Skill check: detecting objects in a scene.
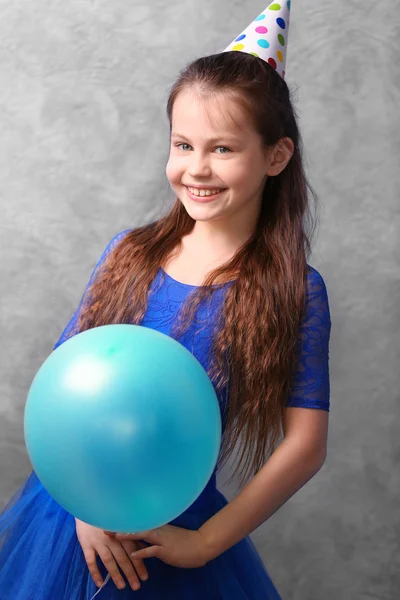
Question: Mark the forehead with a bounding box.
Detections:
[171,88,252,138]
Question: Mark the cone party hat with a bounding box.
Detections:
[222,1,291,79]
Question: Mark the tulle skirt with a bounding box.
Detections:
[0,471,281,599]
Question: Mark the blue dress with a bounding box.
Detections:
[0,230,331,599]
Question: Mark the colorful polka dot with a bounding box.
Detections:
[226,2,290,79]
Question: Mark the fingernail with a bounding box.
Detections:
[96,580,103,587]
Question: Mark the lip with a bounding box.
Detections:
[185,186,225,203]
[184,184,224,189]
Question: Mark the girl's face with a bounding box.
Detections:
[166,89,272,233]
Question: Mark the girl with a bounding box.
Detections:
[0,2,331,598]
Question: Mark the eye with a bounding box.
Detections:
[175,143,192,151]
[174,143,232,154]
[215,147,231,154]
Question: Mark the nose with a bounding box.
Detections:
[188,151,212,178]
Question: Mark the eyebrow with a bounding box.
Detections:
[171,132,239,143]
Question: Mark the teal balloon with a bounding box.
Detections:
[24,325,221,532]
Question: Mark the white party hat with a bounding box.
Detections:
[222,1,291,79]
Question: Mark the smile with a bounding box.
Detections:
[187,186,224,197]
[185,187,225,202]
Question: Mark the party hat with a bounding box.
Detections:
[222,1,291,79]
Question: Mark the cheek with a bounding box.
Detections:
[224,167,249,189]
[229,162,263,190]
[165,158,173,182]
[165,158,181,186]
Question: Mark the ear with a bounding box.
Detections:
[265,137,294,177]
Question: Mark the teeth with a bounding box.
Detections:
[188,187,223,197]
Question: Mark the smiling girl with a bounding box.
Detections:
[0,2,331,599]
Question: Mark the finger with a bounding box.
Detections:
[116,529,160,544]
[82,549,105,588]
[121,541,149,582]
[97,547,126,590]
[109,543,143,591]
[130,546,161,561]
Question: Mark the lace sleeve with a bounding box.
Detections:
[52,229,132,351]
[285,266,332,411]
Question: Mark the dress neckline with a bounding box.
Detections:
[159,267,235,289]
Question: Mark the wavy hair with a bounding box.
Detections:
[73,52,318,487]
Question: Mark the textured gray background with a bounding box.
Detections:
[0,1,399,598]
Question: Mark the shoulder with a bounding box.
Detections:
[100,228,133,256]
[106,228,133,250]
[304,264,331,325]
[306,264,328,287]
[93,229,133,271]
[306,264,329,301]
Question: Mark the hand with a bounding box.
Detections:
[104,524,211,569]
[75,518,149,591]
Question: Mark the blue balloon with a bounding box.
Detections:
[24,324,221,532]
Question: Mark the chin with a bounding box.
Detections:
[180,203,217,221]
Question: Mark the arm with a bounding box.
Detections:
[112,409,328,569]
[200,408,328,560]
[52,229,131,350]
[199,267,332,560]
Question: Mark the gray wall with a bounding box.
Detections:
[1,1,399,598]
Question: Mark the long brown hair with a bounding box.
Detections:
[74,52,318,487]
